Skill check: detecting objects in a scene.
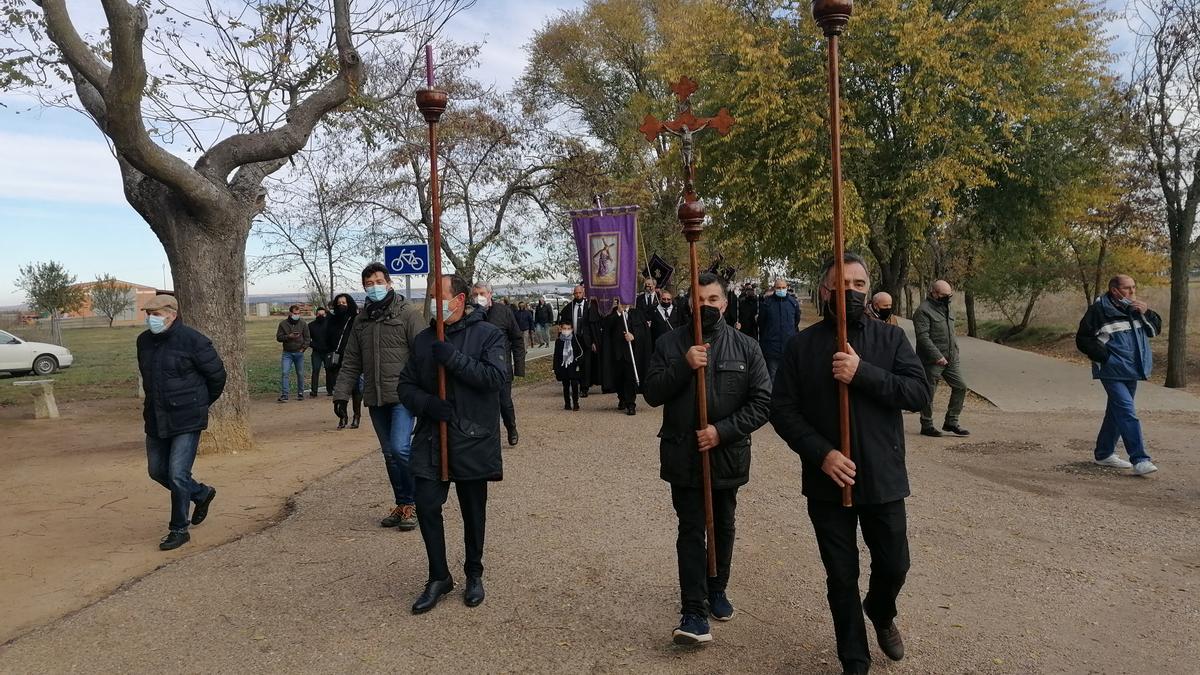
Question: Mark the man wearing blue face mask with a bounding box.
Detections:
[333,262,428,532]
[276,304,311,402]
[1076,274,1162,476]
[136,294,227,551]
[758,277,801,383]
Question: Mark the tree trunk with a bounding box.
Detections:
[158,213,254,454]
[1165,245,1190,388]
[50,313,62,346]
[965,290,978,338]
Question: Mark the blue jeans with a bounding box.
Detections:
[146,432,209,532]
[1096,379,1150,464]
[368,403,415,506]
[280,351,305,396]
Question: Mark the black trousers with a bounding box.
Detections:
[561,379,580,406]
[310,350,329,393]
[671,485,738,616]
[807,498,910,672]
[500,377,516,431]
[414,477,488,580]
[616,360,638,409]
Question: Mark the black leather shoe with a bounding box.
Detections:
[572,401,580,411]
[580,389,589,398]
[412,577,454,614]
[626,405,636,416]
[159,531,190,551]
[920,426,942,437]
[190,487,216,526]
[875,621,905,661]
[942,424,970,436]
[564,403,572,410]
[507,428,519,446]
[350,415,360,429]
[464,576,485,607]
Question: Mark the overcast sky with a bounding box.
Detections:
[0,0,1134,306]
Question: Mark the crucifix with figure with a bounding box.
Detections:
[640,76,735,577]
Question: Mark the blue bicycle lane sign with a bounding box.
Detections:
[384,244,429,275]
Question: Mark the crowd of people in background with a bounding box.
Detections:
[131,259,1162,675]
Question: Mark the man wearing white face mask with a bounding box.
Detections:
[472,281,526,446]
[333,262,427,532]
[136,294,226,551]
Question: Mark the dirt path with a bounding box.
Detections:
[2,381,1197,673]
[0,396,378,643]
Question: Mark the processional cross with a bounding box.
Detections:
[640,77,734,577]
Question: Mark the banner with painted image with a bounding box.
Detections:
[570,206,639,304]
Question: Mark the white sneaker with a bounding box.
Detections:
[1132,461,1158,476]
[1094,454,1133,469]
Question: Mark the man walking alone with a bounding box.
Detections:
[1076,274,1162,475]
[137,294,226,551]
[913,281,969,437]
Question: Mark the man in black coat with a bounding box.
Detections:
[308,307,332,396]
[136,294,227,551]
[649,287,688,343]
[601,297,651,415]
[636,276,660,320]
[737,283,759,339]
[398,274,509,614]
[770,254,930,675]
[473,281,526,446]
[645,273,772,646]
[558,285,598,397]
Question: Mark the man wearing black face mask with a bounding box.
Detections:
[913,280,969,437]
[644,272,772,645]
[650,288,688,343]
[867,292,898,326]
[770,253,930,675]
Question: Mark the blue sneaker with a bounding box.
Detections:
[672,613,712,645]
[708,591,734,621]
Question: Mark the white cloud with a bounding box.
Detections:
[0,131,127,206]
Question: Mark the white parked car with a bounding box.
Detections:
[0,329,74,376]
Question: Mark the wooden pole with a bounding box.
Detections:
[813,0,854,507]
[687,233,718,577]
[416,46,450,482]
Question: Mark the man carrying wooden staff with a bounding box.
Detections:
[398,273,509,614]
[770,253,929,674]
[645,272,771,645]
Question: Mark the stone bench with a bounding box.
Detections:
[13,379,59,419]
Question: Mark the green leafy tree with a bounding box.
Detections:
[90,274,134,327]
[14,261,84,345]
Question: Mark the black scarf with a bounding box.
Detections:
[365,290,395,321]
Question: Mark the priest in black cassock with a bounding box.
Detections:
[601,297,652,415]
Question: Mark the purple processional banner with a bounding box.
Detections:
[570,206,640,305]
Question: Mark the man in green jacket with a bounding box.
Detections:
[912,280,969,437]
[332,262,428,530]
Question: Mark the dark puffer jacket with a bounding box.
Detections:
[332,291,426,407]
[398,307,509,481]
[644,318,773,490]
[137,320,227,438]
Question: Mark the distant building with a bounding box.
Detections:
[68,280,169,323]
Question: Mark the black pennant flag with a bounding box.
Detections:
[644,253,674,290]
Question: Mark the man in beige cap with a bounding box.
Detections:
[136,294,227,551]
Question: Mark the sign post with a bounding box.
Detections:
[384,243,430,302]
